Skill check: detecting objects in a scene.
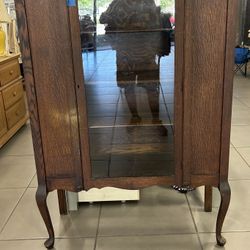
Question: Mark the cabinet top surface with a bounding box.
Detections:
[0,54,20,64]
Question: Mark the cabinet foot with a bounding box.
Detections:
[44,237,55,249]
[216,235,226,247]
[36,186,55,249]
[216,181,231,247]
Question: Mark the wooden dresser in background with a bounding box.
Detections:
[0,54,29,148]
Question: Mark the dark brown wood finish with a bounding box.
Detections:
[215,0,238,246]
[15,1,54,248]
[216,181,231,246]
[36,186,55,249]
[24,0,83,192]
[174,0,185,187]
[68,6,89,179]
[15,0,47,195]
[67,2,92,190]
[183,0,227,184]
[57,190,68,215]
[204,185,212,212]
[220,0,238,182]
[14,0,237,248]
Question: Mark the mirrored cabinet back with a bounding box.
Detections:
[14,0,237,248]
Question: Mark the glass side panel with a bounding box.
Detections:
[78,0,175,178]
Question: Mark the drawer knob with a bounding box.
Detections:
[15,111,19,116]
[9,70,14,75]
[13,91,17,97]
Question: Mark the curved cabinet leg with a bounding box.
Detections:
[36,186,55,249]
[216,181,231,247]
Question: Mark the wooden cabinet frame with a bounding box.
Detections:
[15,0,238,248]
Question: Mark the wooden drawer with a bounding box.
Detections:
[0,59,21,86]
[6,98,26,129]
[2,81,24,109]
[0,93,7,137]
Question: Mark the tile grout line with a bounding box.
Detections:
[0,172,37,191]
[0,232,210,242]
[233,96,250,109]
[232,145,250,149]
[228,178,250,181]
[2,230,250,242]
[93,204,102,250]
[0,175,35,236]
[225,144,250,181]
[231,124,250,127]
[185,193,204,250]
[234,147,250,169]
[0,232,203,241]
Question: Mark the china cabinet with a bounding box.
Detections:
[15,0,237,248]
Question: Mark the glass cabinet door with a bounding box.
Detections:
[78,0,176,179]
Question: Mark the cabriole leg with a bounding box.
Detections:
[216,181,231,246]
[36,186,55,249]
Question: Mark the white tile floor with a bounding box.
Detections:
[0,75,250,249]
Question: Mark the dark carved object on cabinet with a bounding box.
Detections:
[14,0,237,249]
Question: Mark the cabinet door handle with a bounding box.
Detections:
[9,70,14,75]
[13,91,17,97]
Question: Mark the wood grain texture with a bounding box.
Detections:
[204,185,212,212]
[183,0,228,183]
[15,0,236,190]
[23,0,83,191]
[57,190,68,215]
[173,0,185,186]
[190,175,218,187]
[220,0,239,181]
[84,176,175,190]
[14,0,237,247]
[67,5,90,190]
[15,0,47,188]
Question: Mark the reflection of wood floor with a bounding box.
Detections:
[83,50,175,178]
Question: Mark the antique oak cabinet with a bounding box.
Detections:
[15,0,237,248]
